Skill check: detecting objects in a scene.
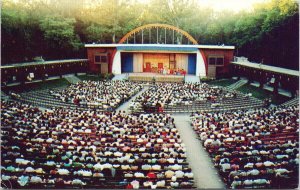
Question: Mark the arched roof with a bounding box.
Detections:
[118,23,198,45]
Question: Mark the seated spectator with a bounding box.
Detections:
[133,82,235,112]
[191,105,299,189]
[1,101,194,189]
[50,80,142,110]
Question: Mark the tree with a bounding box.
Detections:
[1,0,298,69]
[85,24,107,43]
[39,15,82,58]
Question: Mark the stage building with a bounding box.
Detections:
[85,44,234,78]
[85,24,235,79]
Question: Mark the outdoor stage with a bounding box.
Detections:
[127,72,184,82]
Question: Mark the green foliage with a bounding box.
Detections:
[237,84,271,100]
[85,24,107,43]
[39,15,82,51]
[2,78,70,93]
[237,84,291,105]
[200,77,213,82]
[103,73,114,80]
[77,73,114,81]
[77,75,103,81]
[1,0,299,69]
[206,79,237,87]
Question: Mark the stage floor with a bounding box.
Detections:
[128,72,185,78]
[113,73,200,83]
[126,72,185,82]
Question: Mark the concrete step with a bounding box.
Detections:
[112,74,128,81]
[263,84,274,92]
[250,81,260,88]
[278,88,292,97]
[227,79,248,90]
[64,75,81,84]
[185,75,200,83]
[281,97,299,107]
[1,91,10,100]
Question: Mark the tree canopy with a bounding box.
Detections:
[1,0,299,70]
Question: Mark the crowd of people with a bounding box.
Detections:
[50,80,142,110]
[1,100,194,189]
[2,77,299,189]
[132,82,236,112]
[190,106,299,189]
[157,68,186,75]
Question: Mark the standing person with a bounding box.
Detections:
[158,104,164,113]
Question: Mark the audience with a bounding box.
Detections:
[132,82,236,111]
[1,100,194,189]
[190,106,299,189]
[50,80,142,110]
[2,79,298,189]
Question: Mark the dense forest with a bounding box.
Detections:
[1,0,299,69]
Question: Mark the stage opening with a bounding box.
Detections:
[121,52,196,75]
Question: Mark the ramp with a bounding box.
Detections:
[1,91,10,101]
[64,75,81,84]
[112,74,128,81]
[227,79,248,91]
[278,88,292,97]
[185,75,200,83]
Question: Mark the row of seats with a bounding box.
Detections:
[17,89,92,111]
[163,94,262,113]
[1,100,195,189]
[13,80,263,115]
[130,83,263,114]
[50,80,142,110]
[190,106,299,189]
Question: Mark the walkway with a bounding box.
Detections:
[227,79,248,91]
[173,113,225,189]
[112,73,128,81]
[116,86,149,112]
[185,75,200,83]
[1,90,10,101]
[64,75,81,84]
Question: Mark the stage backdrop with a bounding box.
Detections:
[143,53,170,71]
[175,54,188,72]
[133,53,143,72]
[121,52,196,74]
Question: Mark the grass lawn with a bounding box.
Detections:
[77,74,114,81]
[205,79,236,87]
[2,78,70,93]
[237,84,291,105]
[77,75,104,81]
[36,78,70,90]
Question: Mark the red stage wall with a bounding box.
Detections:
[200,49,234,75]
[87,47,116,73]
[86,47,234,76]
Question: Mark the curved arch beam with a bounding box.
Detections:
[118,23,198,45]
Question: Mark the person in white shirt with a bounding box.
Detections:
[175,170,185,178]
[134,172,145,178]
[131,180,140,189]
[30,176,43,183]
[184,169,194,178]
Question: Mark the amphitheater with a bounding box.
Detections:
[1,20,299,189]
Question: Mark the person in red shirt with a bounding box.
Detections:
[126,183,133,189]
[147,171,157,179]
[158,106,164,113]
[161,130,167,137]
